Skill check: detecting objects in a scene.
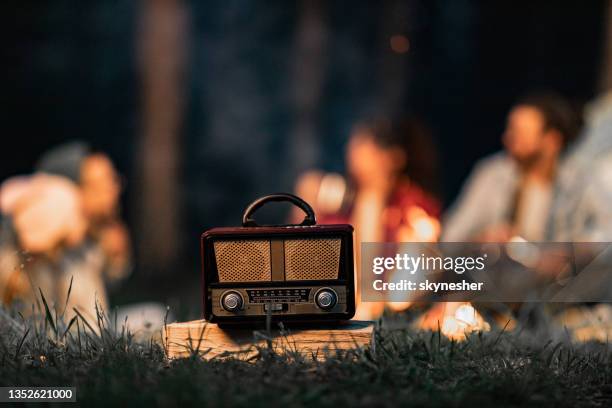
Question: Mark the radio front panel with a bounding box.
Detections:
[201,224,355,324]
[210,285,348,318]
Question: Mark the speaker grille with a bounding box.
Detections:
[284,238,341,280]
[213,240,271,282]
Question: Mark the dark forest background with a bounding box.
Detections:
[2,0,609,314]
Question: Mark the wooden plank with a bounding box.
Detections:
[164,320,374,360]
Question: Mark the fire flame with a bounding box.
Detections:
[417,302,491,340]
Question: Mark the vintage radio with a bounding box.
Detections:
[201,193,355,324]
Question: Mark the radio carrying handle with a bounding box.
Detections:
[242,193,317,227]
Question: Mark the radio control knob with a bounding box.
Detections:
[315,288,337,310]
[221,291,244,312]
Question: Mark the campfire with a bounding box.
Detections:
[417,302,491,340]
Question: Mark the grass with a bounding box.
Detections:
[1,299,612,407]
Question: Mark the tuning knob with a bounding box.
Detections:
[221,291,244,312]
[315,288,337,310]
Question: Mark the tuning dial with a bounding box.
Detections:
[221,291,244,312]
[315,288,337,310]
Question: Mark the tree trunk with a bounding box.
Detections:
[288,0,328,180]
[135,0,188,275]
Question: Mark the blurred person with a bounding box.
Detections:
[536,91,612,311]
[343,118,441,243]
[0,142,131,322]
[538,91,612,341]
[294,117,442,319]
[37,142,131,279]
[442,92,580,243]
[438,93,580,335]
[0,175,88,307]
[295,118,441,240]
[549,91,612,241]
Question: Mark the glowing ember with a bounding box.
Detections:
[418,302,490,341]
[390,34,410,54]
[396,206,440,242]
[442,303,490,340]
[386,301,412,312]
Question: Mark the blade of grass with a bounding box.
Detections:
[13,327,30,359]
[491,319,512,348]
[38,288,57,336]
[61,275,74,319]
[72,307,97,335]
[62,315,78,340]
